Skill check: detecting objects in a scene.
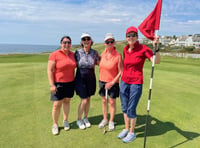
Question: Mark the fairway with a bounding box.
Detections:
[0,54,199,148]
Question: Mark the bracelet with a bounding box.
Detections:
[50,85,55,87]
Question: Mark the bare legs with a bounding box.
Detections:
[52,101,62,125]
[62,98,71,121]
[101,97,116,122]
[78,97,90,120]
[123,113,137,133]
[52,98,71,126]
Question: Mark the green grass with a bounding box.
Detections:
[0,51,200,148]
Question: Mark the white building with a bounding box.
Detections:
[175,34,200,48]
[160,36,172,46]
[175,35,188,47]
[139,34,200,49]
[192,34,200,49]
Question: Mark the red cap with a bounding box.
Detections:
[126,26,138,34]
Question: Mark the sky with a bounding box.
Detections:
[0,0,200,45]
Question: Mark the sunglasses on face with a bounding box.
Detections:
[62,41,71,44]
[126,34,137,38]
[105,40,114,44]
[82,37,91,41]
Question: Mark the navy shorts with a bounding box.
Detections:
[75,70,96,99]
[120,80,142,118]
[50,81,75,101]
[99,81,119,99]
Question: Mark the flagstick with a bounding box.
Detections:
[143,31,159,148]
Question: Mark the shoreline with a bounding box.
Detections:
[0,52,51,56]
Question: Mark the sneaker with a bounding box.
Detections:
[76,120,86,130]
[108,121,114,131]
[98,119,108,128]
[118,129,129,139]
[63,121,70,131]
[122,132,136,143]
[83,117,91,128]
[52,125,59,135]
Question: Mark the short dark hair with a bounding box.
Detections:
[60,36,71,44]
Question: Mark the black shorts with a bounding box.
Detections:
[99,81,119,99]
[50,81,75,101]
[75,70,96,99]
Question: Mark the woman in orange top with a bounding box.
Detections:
[98,33,123,131]
[47,36,76,135]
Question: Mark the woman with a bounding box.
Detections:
[118,26,160,143]
[47,36,76,135]
[75,33,100,130]
[98,33,123,131]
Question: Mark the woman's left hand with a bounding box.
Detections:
[153,36,159,48]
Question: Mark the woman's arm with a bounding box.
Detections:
[150,36,160,64]
[47,60,57,94]
[105,55,123,89]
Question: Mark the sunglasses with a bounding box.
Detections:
[82,37,91,41]
[105,40,114,44]
[126,34,137,38]
[62,41,71,44]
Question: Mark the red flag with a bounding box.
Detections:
[138,0,162,40]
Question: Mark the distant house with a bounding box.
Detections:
[140,34,200,49]
[160,36,173,46]
[175,35,188,47]
[138,38,151,44]
[168,39,176,46]
[175,34,200,48]
[192,34,200,49]
[185,35,193,46]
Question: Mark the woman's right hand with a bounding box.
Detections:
[50,85,57,94]
[105,82,114,90]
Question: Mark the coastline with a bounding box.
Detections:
[0,52,51,56]
[0,43,59,55]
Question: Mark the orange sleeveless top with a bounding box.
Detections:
[99,47,122,83]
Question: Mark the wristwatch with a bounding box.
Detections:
[156,48,160,52]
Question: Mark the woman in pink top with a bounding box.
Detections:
[98,33,123,131]
[47,36,76,135]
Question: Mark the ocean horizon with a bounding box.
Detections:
[0,43,60,54]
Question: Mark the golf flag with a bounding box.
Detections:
[138,0,162,40]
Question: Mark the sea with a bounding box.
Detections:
[0,43,60,54]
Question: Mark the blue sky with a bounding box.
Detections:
[0,0,200,45]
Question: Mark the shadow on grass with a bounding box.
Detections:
[136,115,199,147]
[69,113,199,147]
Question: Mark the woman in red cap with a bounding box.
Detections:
[118,26,160,143]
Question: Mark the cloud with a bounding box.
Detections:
[0,0,200,44]
[186,20,200,24]
[0,0,151,24]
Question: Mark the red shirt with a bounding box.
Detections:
[49,50,76,83]
[99,47,122,82]
[121,41,153,84]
